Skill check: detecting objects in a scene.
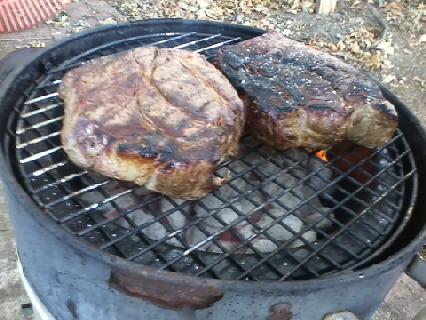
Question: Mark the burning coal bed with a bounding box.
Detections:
[78,143,334,255]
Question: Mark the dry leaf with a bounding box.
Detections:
[413,77,426,89]
[351,43,360,54]
[368,52,382,70]
[46,11,69,27]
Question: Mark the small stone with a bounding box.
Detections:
[324,311,359,320]
[305,211,334,229]
[282,29,291,37]
[270,217,302,241]
[197,8,207,18]
[252,239,277,252]
[382,74,396,84]
[290,231,317,248]
[51,32,64,40]
[197,0,211,9]
[28,40,46,48]
[100,17,118,25]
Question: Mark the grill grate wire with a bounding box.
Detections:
[9,31,418,281]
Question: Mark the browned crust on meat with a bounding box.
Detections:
[244,94,349,150]
[217,32,398,151]
[60,47,244,199]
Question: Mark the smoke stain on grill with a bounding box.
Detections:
[66,299,79,319]
[267,303,293,320]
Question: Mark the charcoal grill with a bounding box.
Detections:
[0,19,425,320]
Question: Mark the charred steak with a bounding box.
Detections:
[217,33,398,151]
[60,47,245,200]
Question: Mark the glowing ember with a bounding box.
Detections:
[98,149,334,253]
[315,150,328,162]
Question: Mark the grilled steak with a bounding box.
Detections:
[60,47,245,200]
[217,33,398,151]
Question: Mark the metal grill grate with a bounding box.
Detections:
[10,31,418,281]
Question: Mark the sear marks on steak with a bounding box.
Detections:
[59,47,245,200]
[216,32,398,151]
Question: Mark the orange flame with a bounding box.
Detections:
[315,150,328,162]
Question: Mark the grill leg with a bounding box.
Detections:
[17,252,56,320]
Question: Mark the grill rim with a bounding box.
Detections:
[0,19,425,290]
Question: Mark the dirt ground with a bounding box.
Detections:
[0,0,424,319]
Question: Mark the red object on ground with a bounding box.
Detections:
[0,0,69,33]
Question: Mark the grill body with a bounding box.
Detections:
[5,193,412,320]
[0,19,425,320]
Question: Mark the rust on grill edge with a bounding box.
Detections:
[109,266,224,310]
